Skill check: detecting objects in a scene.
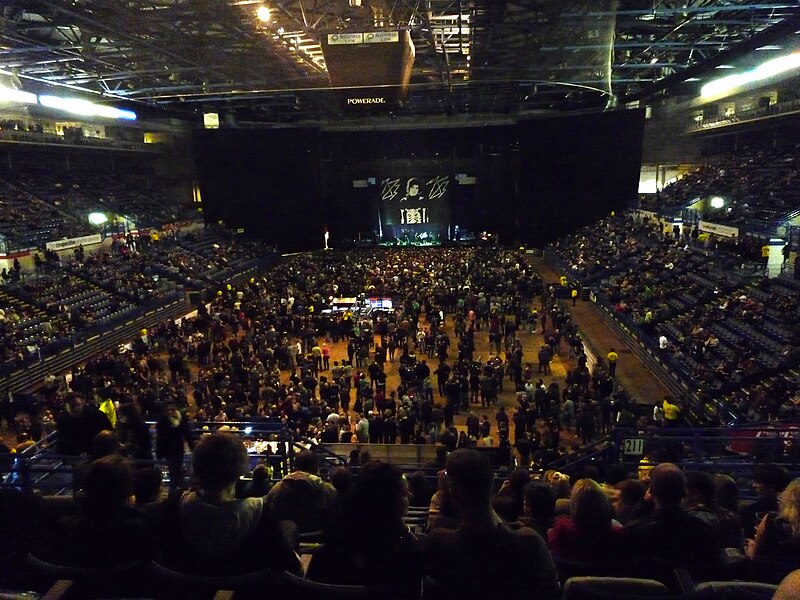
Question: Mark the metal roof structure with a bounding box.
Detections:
[2,0,799,122]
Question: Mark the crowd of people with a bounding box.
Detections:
[641,145,800,225]
[0,227,270,375]
[5,427,800,598]
[0,164,195,250]
[550,212,800,422]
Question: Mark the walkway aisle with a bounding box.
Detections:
[530,256,670,407]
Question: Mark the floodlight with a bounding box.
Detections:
[88,212,108,225]
[702,52,800,98]
[39,95,137,120]
[256,5,271,22]
[710,197,725,209]
[0,86,37,104]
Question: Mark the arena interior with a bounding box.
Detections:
[1,1,800,599]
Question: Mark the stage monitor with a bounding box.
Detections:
[368,297,393,310]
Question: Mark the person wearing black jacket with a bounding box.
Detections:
[155,404,194,489]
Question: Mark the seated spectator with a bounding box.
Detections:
[548,478,622,564]
[307,462,422,598]
[611,479,649,526]
[623,463,721,578]
[741,464,791,538]
[328,465,352,497]
[427,468,459,531]
[492,467,530,522]
[71,429,122,494]
[133,466,164,506]
[158,432,300,576]
[424,448,559,600]
[264,449,338,535]
[53,455,154,567]
[407,469,435,508]
[746,477,800,582]
[685,471,742,550]
[519,480,557,538]
[242,463,272,498]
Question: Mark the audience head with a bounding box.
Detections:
[191,432,248,493]
[445,448,495,511]
[80,455,133,512]
[570,478,612,531]
[779,478,800,537]
[293,449,320,475]
[612,479,648,525]
[713,473,739,512]
[251,463,270,483]
[507,468,531,497]
[647,463,686,509]
[753,464,791,498]
[406,470,434,507]
[133,466,163,505]
[544,470,570,499]
[523,481,557,522]
[685,471,716,509]
[329,465,352,496]
[346,461,408,527]
[91,430,120,459]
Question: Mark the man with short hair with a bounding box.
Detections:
[623,463,720,577]
[265,449,339,534]
[424,449,559,600]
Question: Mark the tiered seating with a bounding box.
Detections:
[0,179,85,248]
[652,146,800,225]
[0,288,73,371]
[69,247,178,304]
[0,161,194,251]
[18,274,137,329]
[549,214,800,422]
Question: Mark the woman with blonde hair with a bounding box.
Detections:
[745,477,800,582]
[548,478,622,563]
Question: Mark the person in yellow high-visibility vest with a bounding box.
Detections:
[571,288,578,306]
[607,348,619,377]
[662,395,681,427]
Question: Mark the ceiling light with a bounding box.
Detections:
[756,45,782,51]
[702,51,800,98]
[715,65,735,69]
[256,5,271,22]
[39,95,136,120]
[650,57,659,64]
[0,86,37,104]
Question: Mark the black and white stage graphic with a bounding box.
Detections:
[379,175,451,242]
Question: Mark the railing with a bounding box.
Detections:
[612,425,800,493]
[687,97,800,132]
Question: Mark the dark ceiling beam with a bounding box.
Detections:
[574,4,799,17]
[621,13,800,102]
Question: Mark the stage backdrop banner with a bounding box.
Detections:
[379,175,451,240]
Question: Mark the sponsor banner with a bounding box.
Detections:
[699,220,739,238]
[328,33,364,45]
[345,97,388,106]
[364,31,399,43]
[46,233,102,251]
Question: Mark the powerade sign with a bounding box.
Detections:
[346,97,387,105]
[342,94,395,111]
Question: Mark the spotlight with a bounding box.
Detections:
[256,5,271,22]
